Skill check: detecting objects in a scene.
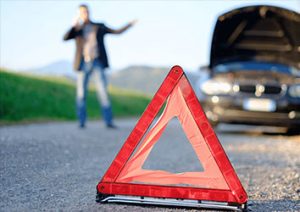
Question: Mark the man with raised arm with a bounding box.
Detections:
[63,4,136,129]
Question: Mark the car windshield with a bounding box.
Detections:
[214,61,300,77]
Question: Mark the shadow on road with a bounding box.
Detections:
[215,124,294,137]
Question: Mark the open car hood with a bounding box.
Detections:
[210,5,300,69]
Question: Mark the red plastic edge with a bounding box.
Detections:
[101,66,184,182]
[179,75,248,204]
[97,66,248,204]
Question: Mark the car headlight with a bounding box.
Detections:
[289,84,300,98]
[200,80,232,95]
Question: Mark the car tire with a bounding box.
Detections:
[286,127,300,135]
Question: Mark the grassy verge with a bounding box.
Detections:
[0,70,151,124]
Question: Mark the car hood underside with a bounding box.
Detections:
[210,5,300,69]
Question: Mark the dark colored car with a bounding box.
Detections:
[196,5,300,134]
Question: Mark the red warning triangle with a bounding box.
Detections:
[97,66,247,205]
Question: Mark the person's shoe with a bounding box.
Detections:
[106,123,118,129]
[79,123,85,129]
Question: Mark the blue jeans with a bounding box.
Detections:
[76,59,113,126]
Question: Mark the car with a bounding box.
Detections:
[196,5,300,134]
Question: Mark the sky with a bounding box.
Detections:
[1,0,300,71]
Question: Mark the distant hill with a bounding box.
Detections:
[29,60,75,78]
[110,66,201,95]
[27,61,201,95]
[110,66,170,95]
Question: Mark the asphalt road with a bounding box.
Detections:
[0,119,299,211]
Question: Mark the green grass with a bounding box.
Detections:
[0,70,151,124]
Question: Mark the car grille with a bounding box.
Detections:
[239,84,282,95]
[264,85,282,94]
[239,85,256,93]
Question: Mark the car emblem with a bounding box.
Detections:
[255,84,265,97]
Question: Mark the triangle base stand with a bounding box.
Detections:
[96,192,247,212]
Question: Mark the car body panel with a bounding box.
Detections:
[197,6,300,131]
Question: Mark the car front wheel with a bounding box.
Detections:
[286,127,300,135]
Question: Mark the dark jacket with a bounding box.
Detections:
[63,22,111,71]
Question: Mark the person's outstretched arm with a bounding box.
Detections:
[106,20,137,34]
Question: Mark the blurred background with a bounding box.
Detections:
[0,0,299,124]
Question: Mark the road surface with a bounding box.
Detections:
[0,119,299,211]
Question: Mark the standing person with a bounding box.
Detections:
[63,4,136,129]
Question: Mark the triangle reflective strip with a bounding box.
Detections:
[97,66,247,204]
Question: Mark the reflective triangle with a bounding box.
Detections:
[97,66,247,204]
